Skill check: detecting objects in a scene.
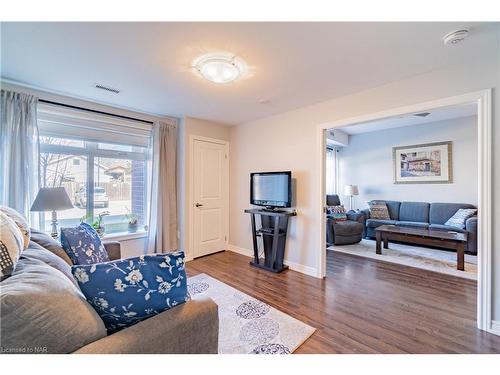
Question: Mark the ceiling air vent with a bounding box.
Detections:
[413,112,431,118]
[94,83,120,94]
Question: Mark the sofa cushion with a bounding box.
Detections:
[396,221,429,229]
[368,200,401,220]
[0,257,106,353]
[22,243,77,287]
[444,208,477,230]
[368,202,391,220]
[429,224,466,233]
[399,202,430,223]
[60,222,109,265]
[0,212,24,281]
[72,252,190,333]
[366,219,397,228]
[429,202,476,225]
[0,206,30,249]
[30,229,73,265]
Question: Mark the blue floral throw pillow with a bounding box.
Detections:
[60,222,109,265]
[71,252,189,332]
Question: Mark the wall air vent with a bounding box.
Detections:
[413,112,431,117]
[94,84,120,94]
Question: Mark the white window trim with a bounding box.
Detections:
[102,230,148,242]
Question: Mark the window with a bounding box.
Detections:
[37,104,153,235]
[326,147,338,195]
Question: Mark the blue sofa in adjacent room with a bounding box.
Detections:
[361,200,478,254]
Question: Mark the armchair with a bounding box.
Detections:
[326,195,366,246]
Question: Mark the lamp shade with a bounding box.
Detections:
[30,187,74,212]
[344,185,359,197]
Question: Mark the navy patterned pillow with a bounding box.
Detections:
[71,252,189,332]
[60,222,109,265]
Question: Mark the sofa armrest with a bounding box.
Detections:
[466,216,478,233]
[103,241,121,261]
[346,211,366,224]
[73,296,218,354]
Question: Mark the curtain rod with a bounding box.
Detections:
[38,99,155,125]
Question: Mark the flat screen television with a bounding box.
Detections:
[250,171,292,209]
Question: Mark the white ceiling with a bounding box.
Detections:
[1,22,498,125]
[338,102,477,135]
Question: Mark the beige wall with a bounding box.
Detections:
[178,117,230,259]
[229,46,500,320]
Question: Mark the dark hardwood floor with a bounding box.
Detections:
[187,250,500,353]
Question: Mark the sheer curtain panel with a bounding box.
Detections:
[0,90,40,222]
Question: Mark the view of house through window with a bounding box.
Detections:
[39,136,149,235]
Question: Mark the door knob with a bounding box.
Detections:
[195,203,203,207]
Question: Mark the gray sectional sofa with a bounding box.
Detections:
[0,229,219,354]
[361,200,478,254]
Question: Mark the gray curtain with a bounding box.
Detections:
[0,90,39,222]
[147,119,178,253]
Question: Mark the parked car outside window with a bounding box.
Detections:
[74,187,109,208]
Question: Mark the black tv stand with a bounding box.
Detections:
[261,207,286,213]
[244,208,297,273]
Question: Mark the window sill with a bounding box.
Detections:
[102,231,148,242]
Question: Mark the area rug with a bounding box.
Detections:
[328,239,477,280]
[187,273,315,354]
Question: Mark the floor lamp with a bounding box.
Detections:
[344,185,359,211]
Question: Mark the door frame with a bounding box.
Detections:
[316,89,493,333]
[188,135,230,260]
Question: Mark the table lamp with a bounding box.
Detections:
[344,185,359,211]
[31,187,74,239]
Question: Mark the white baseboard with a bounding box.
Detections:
[226,244,318,278]
[490,320,500,336]
[226,244,253,257]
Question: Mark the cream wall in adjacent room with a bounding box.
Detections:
[229,50,500,320]
[337,116,478,209]
[178,117,231,259]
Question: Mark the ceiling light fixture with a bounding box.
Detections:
[442,29,469,45]
[192,52,247,84]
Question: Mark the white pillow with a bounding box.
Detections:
[0,212,24,280]
[444,208,477,229]
[0,206,30,249]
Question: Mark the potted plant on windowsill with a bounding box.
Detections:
[125,208,139,233]
[81,211,109,237]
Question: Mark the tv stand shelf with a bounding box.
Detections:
[257,228,286,237]
[244,208,296,273]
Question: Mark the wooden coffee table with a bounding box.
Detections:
[374,225,467,271]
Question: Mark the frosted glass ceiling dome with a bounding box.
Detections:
[193,52,247,84]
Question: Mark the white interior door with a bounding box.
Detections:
[192,138,229,258]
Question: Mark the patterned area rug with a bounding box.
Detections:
[187,273,315,354]
[329,239,477,280]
